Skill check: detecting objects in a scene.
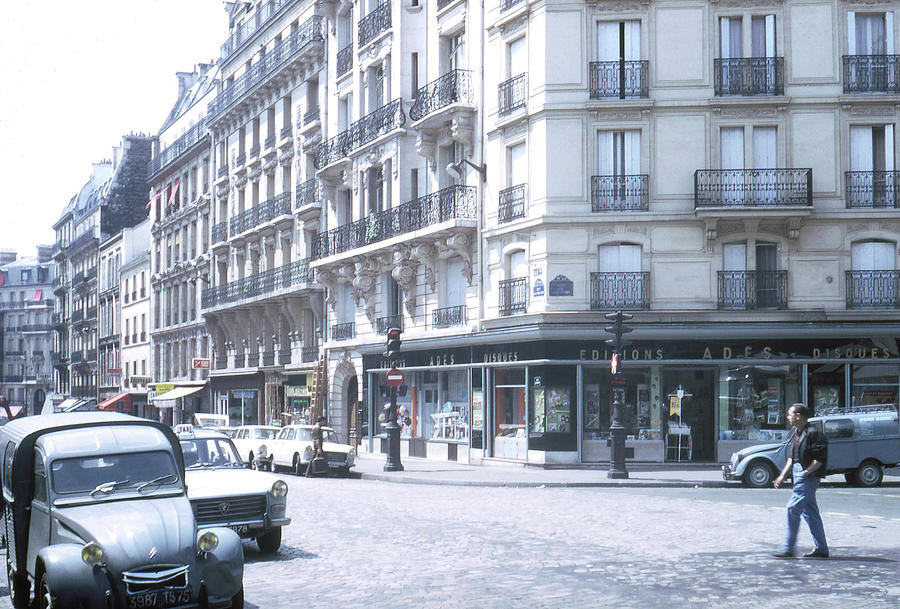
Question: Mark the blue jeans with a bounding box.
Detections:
[782,462,828,554]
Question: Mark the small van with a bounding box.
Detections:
[723,405,900,487]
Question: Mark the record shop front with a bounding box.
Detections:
[362,334,900,464]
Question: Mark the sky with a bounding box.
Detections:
[0,0,228,257]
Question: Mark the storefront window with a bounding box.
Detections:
[583,367,654,440]
[717,365,798,442]
[227,390,258,426]
[472,371,483,450]
[420,370,469,443]
[852,364,899,409]
[809,363,845,414]
[493,368,525,459]
[529,366,575,451]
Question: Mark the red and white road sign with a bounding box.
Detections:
[386,367,404,387]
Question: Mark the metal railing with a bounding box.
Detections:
[311,185,476,259]
[332,322,355,341]
[359,1,391,47]
[500,0,525,11]
[265,135,277,149]
[301,347,318,362]
[432,305,465,329]
[498,73,527,116]
[71,351,84,364]
[72,385,96,398]
[376,315,403,334]
[148,118,208,176]
[846,270,900,308]
[72,310,84,324]
[590,272,650,310]
[20,324,51,333]
[249,145,260,158]
[211,222,228,244]
[4,351,25,358]
[228,192,292,235]
[262,352,275,366]
[694,169,812,207]
[220,0,292,60]
[498,277,527,316]
[68,230,98,253]
[280,126,292,140]
[201,259,310,309]
[247,353,260,368]
[218,165,229,179]
[296,178,319,207]
[589,60,649,99]
[717,270,787,310]
[843,55,900,93]
[315,98,405,168]
[234,353,246,368]
[409,70,474,121]
[714,58,784,96]
[235,153,246,167]
[337,44,353,77]
[498,184,527,223]
[846,170,900,208]
[303,107,320,125]
[591,175,649,211]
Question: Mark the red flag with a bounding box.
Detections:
[167,178,180,206]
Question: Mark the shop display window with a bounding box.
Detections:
[420,370,469,442]
[472,372,484,449]
[717,365,798,441]
[530,366,576,451]
[583,368,654,440]
[852,364,898,409]
[809,363,845,414]
[493,368,525,438]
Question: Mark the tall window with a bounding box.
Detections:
[849,13,891,55]
[597,21,640,62]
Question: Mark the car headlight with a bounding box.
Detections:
[81,541,104,565]
[271,480,288,497]
[198,530,219,553]
[347,448,357,466]
[302,446,313,461]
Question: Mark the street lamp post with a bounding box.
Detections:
[383,328,404,472]
[604,311,633,479]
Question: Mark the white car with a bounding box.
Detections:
[232,425,280,470]
[270,424,357,476]
[178,427,292,553]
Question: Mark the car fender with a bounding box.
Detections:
[197,527,244,602]
[37,544,112,608]
[735,450,784,477]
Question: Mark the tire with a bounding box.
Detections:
[248,453,257,470]
[844,471,858,485]
[7,555,29,609]
[38,572,54,609]
[256,527,282,554]
[294,454,304,477]
[742,461,775,488]
[230,586,244,609]
[265,457,274,472]
[856,460,884,487]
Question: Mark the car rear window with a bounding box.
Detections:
[50,450,179,496]
[252,429,277,440]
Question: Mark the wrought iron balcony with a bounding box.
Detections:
[376,315,403,334]
[590,272,650,310]
[148,118,208,177]
[410,70,474,121]
[262,352,275,366]
[500,0,525,11]
[717,270,787,310]
[235,153,247,167]
[4,351,25,358]
[301,347,318,362]
[72,385,96,398]
[249,145,261,158]
[71,351,84,364]
[265,136,277,149]
[72,310,84,324]
[277,348,291,365]
[218,165,229,179]
[311,185,476,259]
[220,0,292,60]
[2,375,23,383]
[315,98,405,169]
[694,169,812,208]
[247,353,260,368]
[843,55,900,93]
[228,193,293,235]
[337,44,353,77]
[846,270,900,308]
[296,178,319,207]
[201,259,310,309]
[589,60,649,99]
[498,184,527,223]
[86,306,97,320]
[498,73,527,117]
[234,352,246,368]
[280,126,292,140]
[714,58,784,96]
[591,175,649,212]
[211,222,228,244]
[69,230,98,253]
[332,322,355,341]
[432,304,465,329]
[846,170,900,208]
[303,107,320,126]
[21,324,51,333]
[498,278,527,316]
[359,1,391,48]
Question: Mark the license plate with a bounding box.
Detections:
[128,588,192,609]
[230,524,249,535]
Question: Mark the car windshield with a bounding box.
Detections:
[181,438,244,469]
[50,451,179,496]
[252,428,277,440]
[323,430,339,443]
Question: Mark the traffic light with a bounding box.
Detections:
[385,327,402,358]
[604,311,634,354]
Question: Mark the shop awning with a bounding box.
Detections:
[96,392,132,412]
[151,386,204,402]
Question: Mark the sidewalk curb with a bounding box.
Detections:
[357,472,732,488]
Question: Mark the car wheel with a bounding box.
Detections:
[38,572,54,609]
[844,471,858,485]
[338,466,351,477]
[248,453,257,470]
[7,555,29,609]
[265,457,274,472]
[856,460,884,487]
[230,586,244,609]
[294,454,304,477]
[742,461,775,488]
[256,527,282,554]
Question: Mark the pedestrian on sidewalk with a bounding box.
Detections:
[773,402,829,559]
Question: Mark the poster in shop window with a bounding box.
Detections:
[546,387,571,433]
[532,387,546,433]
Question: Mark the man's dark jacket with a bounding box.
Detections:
[795,424,828,477]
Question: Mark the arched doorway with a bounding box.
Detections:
[347,376,360,447]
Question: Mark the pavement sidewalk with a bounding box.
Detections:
[354,452,900,488]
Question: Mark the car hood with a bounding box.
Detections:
[736,443,783,459]
[185,468,273,499]
[323,442,351,453]
[55,497,196,568]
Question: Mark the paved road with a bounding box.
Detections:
[3,474,899,609]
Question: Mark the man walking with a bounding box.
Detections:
[773,403,829,558]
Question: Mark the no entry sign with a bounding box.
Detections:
[386,367,404,387]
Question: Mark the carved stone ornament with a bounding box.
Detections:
[416,131,438,171]
[233,173,247,189]
[216,182,229,199]
[278,147,294,167]
[449,114,474,147]
[352,257,380,325]
[445,231,474,285]
[262,155,279,173]
[247,164,263,181]
[412,242,439,291]
[316,268,338,307]
[391,245,419,317]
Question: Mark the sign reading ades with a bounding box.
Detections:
[548,275,573,296]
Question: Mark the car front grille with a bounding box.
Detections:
[192,494,267,526]
[325,451,347,465]
[122,564,189,593]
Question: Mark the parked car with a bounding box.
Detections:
[269,424,357,476]
[231,425,280,470]
[0,412,244,609]
[723,406,900,488]
[178,427,291,553]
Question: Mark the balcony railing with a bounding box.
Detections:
[591,175,649,212]
[248,353,261,368]
[498,73,527,117]
[72,310,84,324]
[846,270,900,308]
[303,107,320,125]
[846,170,900,208]
[201,259,310,309]
[409,70,474,121]
[358,1,391,47]
[843,55,900,93]
[4,351,25,358]
[498,278,527,316]
[71,351,84,364]
[220,0,292,60]
[315,98,405,168]
[72,385,96,398]
[2,375,23,383]
[500,0,525,11]
[694,169,812,208]
[249,145,261,158]
[228,193,292,235]
[302,347,318,362]
[332,322,355,341]
[376,315,403,334]
[280,126,292,140]
[212,222,228,244]
[590,272,650,310]
[337,44,353,77]
[209,16,325,119]
[432,305,465,329]
[717,270,787,310]
[296,178,319,207]
[311,185,476,259]
[589,60,649,99]
[69,230,98,253]
[262,352,275,366]
[498,184,527,223]
[217,165,229,179]
[21,324,51,333]
[277,348,291,364]
[235,153,246,167]
[714,58,784,96]
[148,118,208,176]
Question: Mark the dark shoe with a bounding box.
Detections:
[772,551,795,558]
[803,550,829,558]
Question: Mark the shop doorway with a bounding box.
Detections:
[347,376,360,446]
[663,368,716,462]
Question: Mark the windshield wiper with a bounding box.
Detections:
[90,480,130,497]
[186,462,216,469]
[136,473,177,492]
